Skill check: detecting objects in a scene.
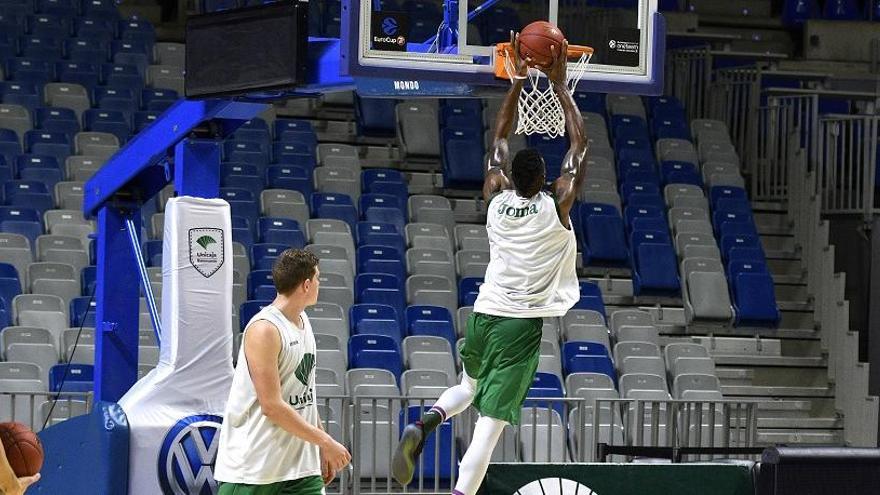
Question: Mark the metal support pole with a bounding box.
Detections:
[124,216,162,346]
[94,207,141,402]
[174,139,222,199]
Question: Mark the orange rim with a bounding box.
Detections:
[494,42,594,79]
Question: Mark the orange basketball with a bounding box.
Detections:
[0,422,43,477]
[518,21,566,67]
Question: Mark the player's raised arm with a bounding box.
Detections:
[545,41,588,227]
[484,32,531,202]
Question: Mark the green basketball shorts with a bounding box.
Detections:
[218,475,325,495]
[459,312,543,425]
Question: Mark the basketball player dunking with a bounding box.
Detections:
[215,249,351,495]
[392,33,588,495]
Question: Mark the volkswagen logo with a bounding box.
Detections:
[158,414,224,494]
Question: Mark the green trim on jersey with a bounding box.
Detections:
[460,312,543,425]
[218,475,324,495]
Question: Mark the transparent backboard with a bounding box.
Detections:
[341,0,665,96]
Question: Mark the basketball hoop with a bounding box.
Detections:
[495,42,593,138]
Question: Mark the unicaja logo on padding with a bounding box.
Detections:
[515,478,600,495]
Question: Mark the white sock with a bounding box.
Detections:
[428,372,477,421]
[453,416,507,495]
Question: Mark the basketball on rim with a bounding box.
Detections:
[518,21,566,68]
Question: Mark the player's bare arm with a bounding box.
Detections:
[244,320,351,471]
[545,41,588,229]
[484,32,534,202]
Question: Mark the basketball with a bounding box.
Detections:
[518,21,566,67]
[0,422,43,477]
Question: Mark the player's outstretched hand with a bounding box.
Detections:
[510,31,533,79]
[321,438,351,472]
[542,40,568,86]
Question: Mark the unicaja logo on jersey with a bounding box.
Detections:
[158,414,223,494]
[294,353,315,385]
[516,477,600,495]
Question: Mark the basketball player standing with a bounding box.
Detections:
[392,34,588,495]
[215,249,351,495]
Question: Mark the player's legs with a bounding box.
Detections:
[218,475,324,495]
[453,415,507,495]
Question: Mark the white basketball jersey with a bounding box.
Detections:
[214,305,322,485]
[474,190,579,318]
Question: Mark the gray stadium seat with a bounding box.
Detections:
[668,195,710,211]
[0,104,32,144]
[456,306,473,338]
[563,324,610,349]
[306,302,348,343]
[13,294,67,337]
[353,403,398,479]
[691,119,730,140]
[609,309,653,334]
[406,275,457,315]
[520,408,569,462]
[316,349,347,386]
[44,83,91,120]
[306,220,355,268]
[402,335,450,356]
[664,343,710,372]
[261,189,310,228]
[396,102,440,157]
[707,173,746,189]
[582,191,622,213]
[412,212,456,242]
[408,351,456,382]
[67,343,95,365]
[38,399,88,430]
[615,325,660,345]
[401,369,451,396]
[406,248,455,281]
[455,250,490,278]
[673,373,722,399]
[681,258,733,322]
[672,357,716,378]
[74,132,119,158]
[65,156,105,182]
[317,143,358,162]
[0,328,53,360]
[582,179,616,194]
[566,372,615,393]
[668,207,710,230]
[405,223,453,253]
[316,367,340,386]
[147,65,185,93]
[674,219,713,236]
[613,342,661,363]
[568,405,625,461]
[314,166,361,202]
[305,244,354,288]
[620,373,667,398]
[0,378,47,424]
[154,42,185,67]
[6,343,58,375]
[54,182,85,210]
[663,184,703,205]
[564,309,606,332]
[316,273,353,311]
[346,368,398,396]
[620,356,667,378]
[655,138,696,159]
[0,233,33,287]
[454,224,488,252]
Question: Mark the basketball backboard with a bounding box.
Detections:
[341,0,665,97]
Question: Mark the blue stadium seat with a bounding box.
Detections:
[0,130,21,167]
[712,210,755,238]
[258,217,306,246]
[363,207,405,235]
[143,239,162,267]
[349,303,402,342]
[222,162,260,178]
[224,140,268,165]
[357,245,406,284]
[356,222,404,253]
[580,203,628,265]
[401,406,456,481]
[134,111,160,132]
[81,265,96,296]
[221,173,264,200]
[274,119,315,143]
[624,205,666,233]
[111,40,152,74]
[652,120,691,141]
[239,300,271,330]
[405,305,455,347]
[29,14,71,37]
[311,193,358,232]
[56,61,100,92]
[272,147,316,169]
[20,35,62,60]
[247,270,275,300]
[574,281,606,320]
[233,118,270,148]
[562,341,616,384]
[715,197,752,214]
[718,220,759,239]
[219,187,254,203]
[74,18,115,41]
[251,243,287,270]
[0,274,22,312]
[0,165,11,184]
[524,372,566,418]
[360,193,404,218]
[349,334,403,379]
[81,0,120,19]
[729,260,780,327]
[49,364,94,393]
[70,296,97,327]
[362,169,405,191]
[25,130,71,165]
[573,92,606,114]
[6,58,53,86]
[720,234,764,262]
[459,277,483,306]
[620,181,661,203]
[823,0,861,19]
[355,273,405,320]
[0,82,41,113]
[631,230,680,296]
[354,96,397,137]
[83,109,131,144]
[442,139,484,189]
[266,162,314,195]
[38,0,77,16]
[368,181,408,215]
[660,161,702,186]
[98,66,142,95]
[118,20,156,44]
[709,186,748,209]
[141,88,178,111]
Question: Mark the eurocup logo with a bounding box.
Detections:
[158,414,224,495]
[516,477,600,495]
[382,17,398,35]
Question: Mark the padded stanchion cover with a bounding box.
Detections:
[119,196,234,494]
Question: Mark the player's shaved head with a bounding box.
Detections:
[511,148,546,198]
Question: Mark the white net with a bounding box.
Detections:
[501,48,592,138]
